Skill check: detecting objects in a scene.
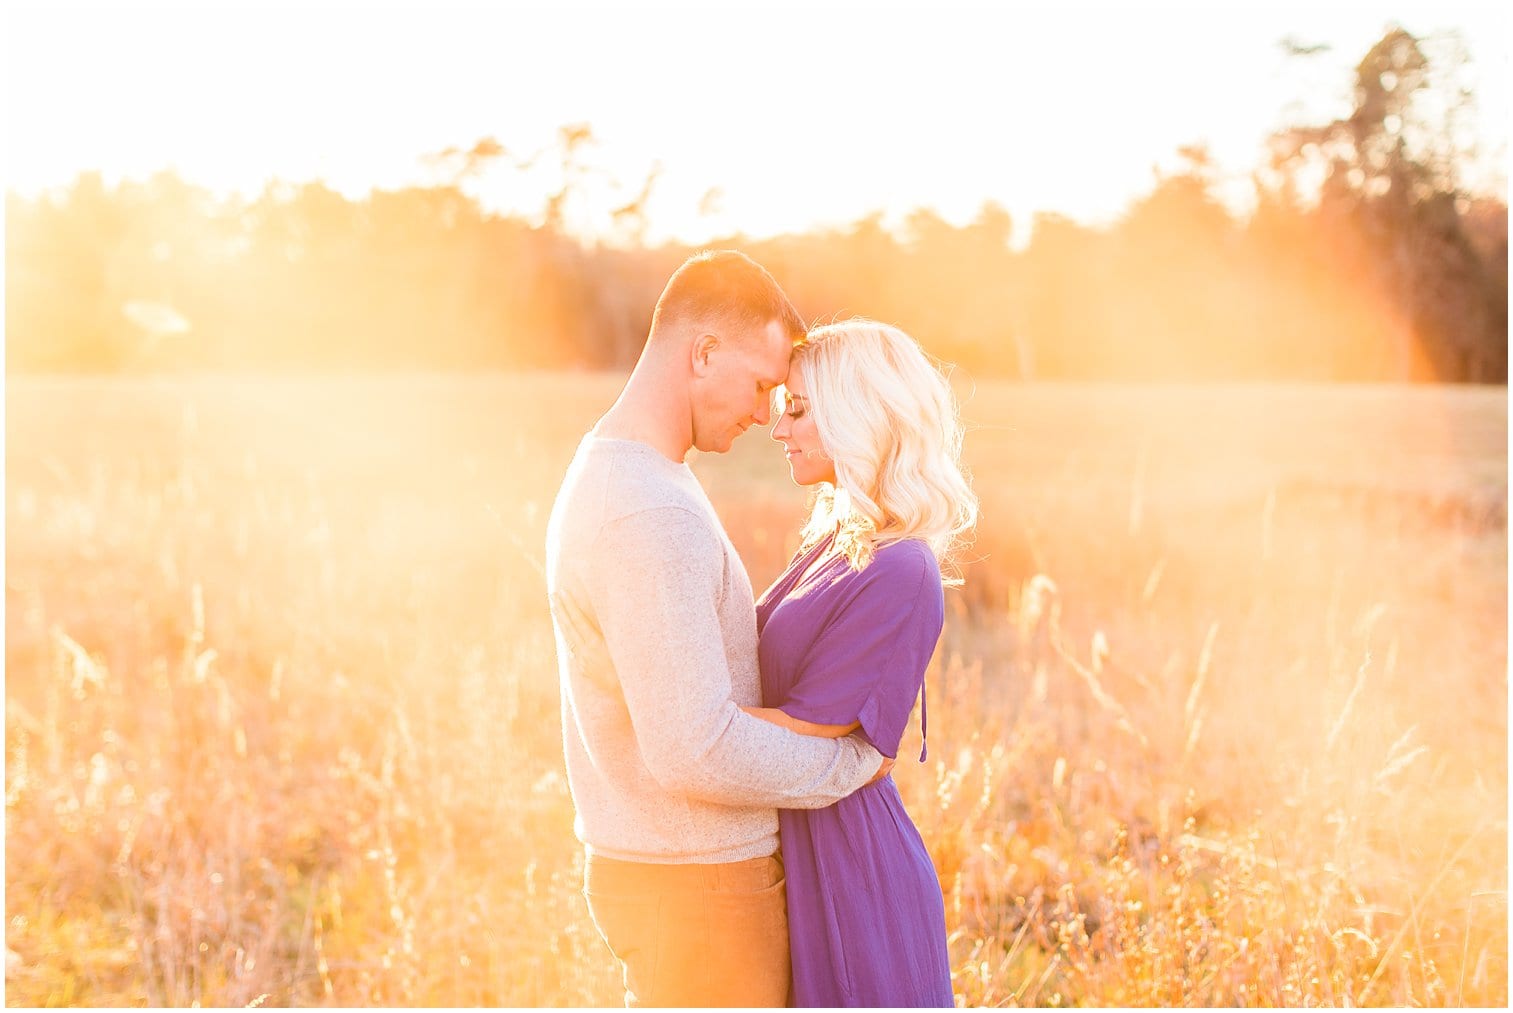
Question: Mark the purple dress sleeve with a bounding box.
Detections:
[780,542,946,760]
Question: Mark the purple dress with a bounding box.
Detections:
[756,532,954,1008]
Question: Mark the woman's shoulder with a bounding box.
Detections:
[870,537,939,578]
[849,538,942,608]
[842,539,944,633]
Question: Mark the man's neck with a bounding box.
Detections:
[594,368,692,464]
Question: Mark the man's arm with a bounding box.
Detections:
[586,506,885,808]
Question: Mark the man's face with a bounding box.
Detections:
[690,318,792,454]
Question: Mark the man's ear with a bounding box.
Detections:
[690,333,720,377]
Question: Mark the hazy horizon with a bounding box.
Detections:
[6,0,1507,246]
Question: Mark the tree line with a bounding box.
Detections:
[6,28,1506,382]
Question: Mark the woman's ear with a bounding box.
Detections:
[690,333,720,376]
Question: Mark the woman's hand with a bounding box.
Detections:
[742,707,891,784]
[741,705,861,739]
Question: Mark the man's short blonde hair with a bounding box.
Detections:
[649,250,806,346]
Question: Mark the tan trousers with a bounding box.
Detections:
[583,852,790,1008]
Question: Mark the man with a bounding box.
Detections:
[545,250,889,1008]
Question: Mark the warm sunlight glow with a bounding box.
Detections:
[5,2,1506,245]
[5,3,1507,1006]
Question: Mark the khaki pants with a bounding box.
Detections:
[583,852,790,1008]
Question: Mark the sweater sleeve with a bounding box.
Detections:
[584,505,884,809]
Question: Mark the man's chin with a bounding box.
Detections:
[695,430,741,455]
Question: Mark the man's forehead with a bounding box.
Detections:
[755,318,796,375]
[761,317,797,351]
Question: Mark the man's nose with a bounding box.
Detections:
[753,395,772,426]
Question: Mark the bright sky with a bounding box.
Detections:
[4,0,1508,246]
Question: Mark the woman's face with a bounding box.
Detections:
[770,362,837,487]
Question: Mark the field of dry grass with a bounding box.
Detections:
[5,373,1507,1007]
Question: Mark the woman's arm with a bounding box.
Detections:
[740,707,892,785]
[741,706,861,739]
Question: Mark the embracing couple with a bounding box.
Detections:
[545,250,978,1008]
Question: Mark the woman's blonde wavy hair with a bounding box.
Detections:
[789,318,978,584]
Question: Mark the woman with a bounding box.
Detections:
[742,318,978,1008]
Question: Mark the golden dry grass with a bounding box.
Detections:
[4,373,1507,1007]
